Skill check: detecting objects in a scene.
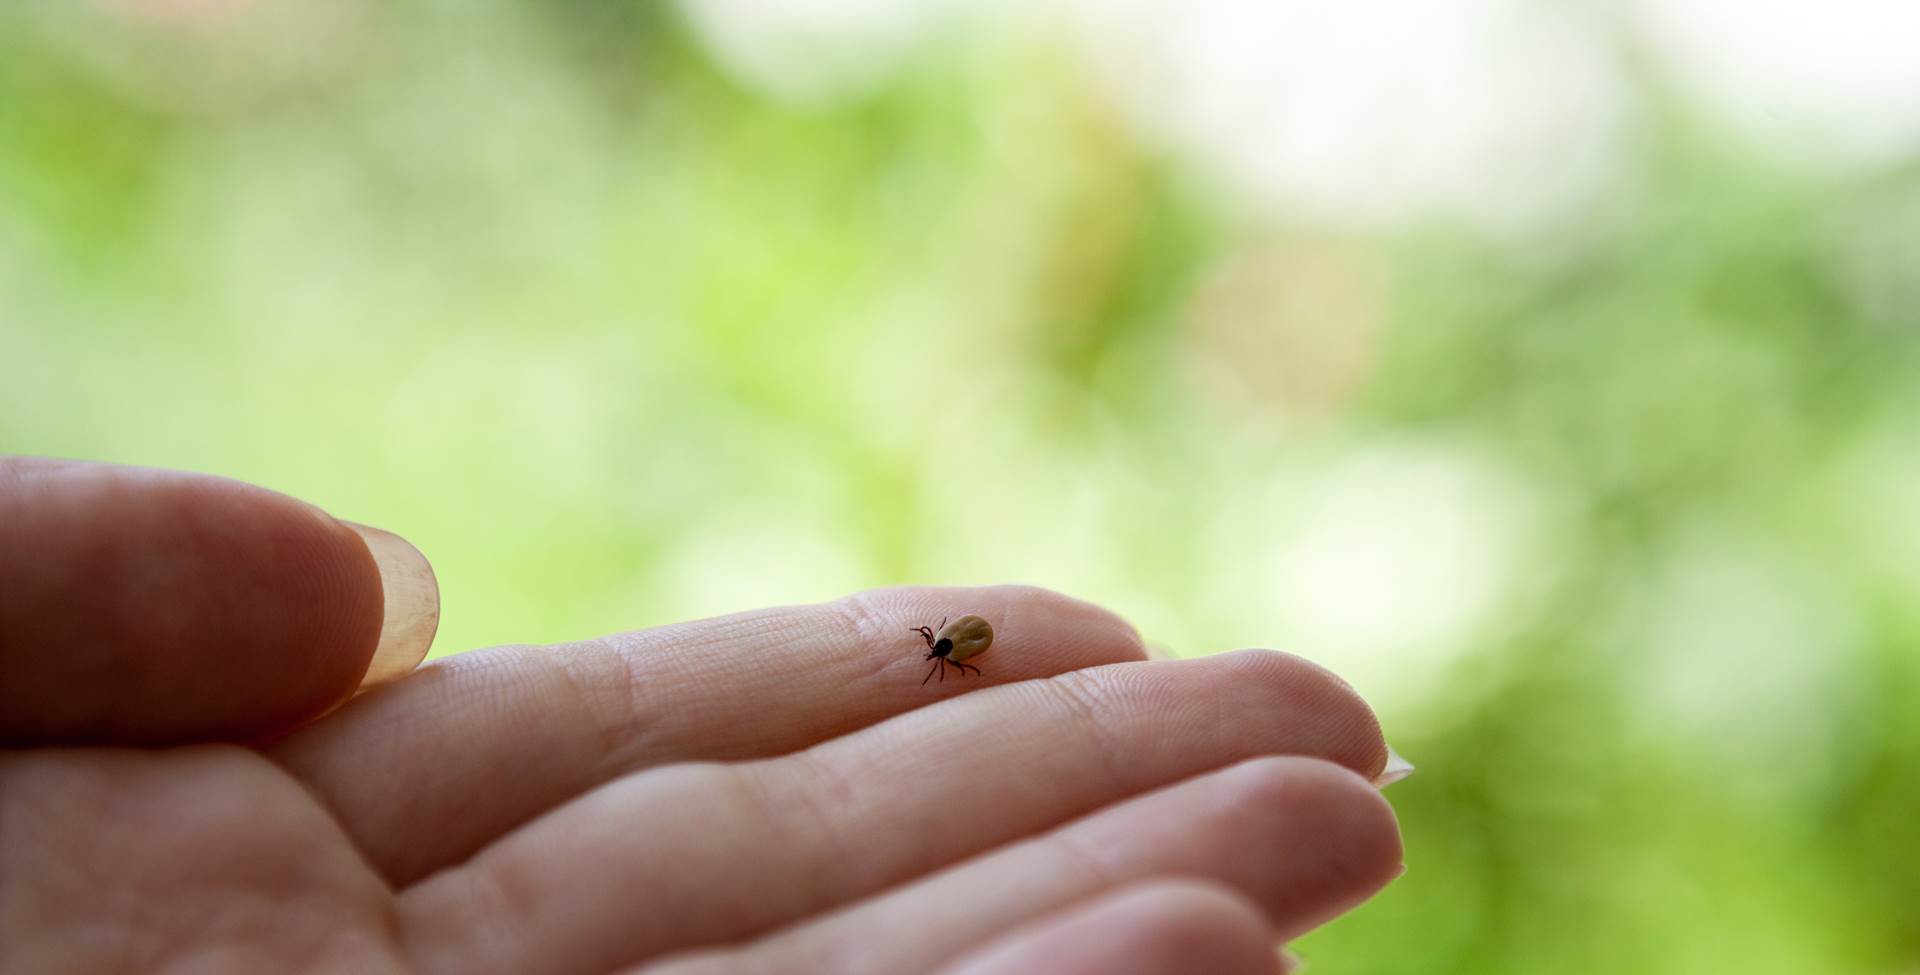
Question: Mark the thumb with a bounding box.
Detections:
[0,458,437,745]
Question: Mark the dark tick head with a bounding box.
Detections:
[934,637,953,655]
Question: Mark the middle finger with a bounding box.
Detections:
[274,584,1143,883]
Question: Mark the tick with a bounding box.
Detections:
[910,614,993,685]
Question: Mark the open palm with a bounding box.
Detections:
[1,461,1403,975]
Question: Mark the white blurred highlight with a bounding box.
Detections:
[675,0,969,102]
[1233,441,1550,709]
[669,0,1635,235]
[659,512,871,620]
[672,0,1920,241]
[1632,0,1920,165]
[1059,0,1628,237]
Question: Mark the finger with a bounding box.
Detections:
[0,458,435,745]
[393,650,1386,975]
[648,757,1401,975]
[936,881,1283,975]
[273,584,1145,884]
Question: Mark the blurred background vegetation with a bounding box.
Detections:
[4,1,1918,971]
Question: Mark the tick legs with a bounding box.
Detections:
[919,658,980,686]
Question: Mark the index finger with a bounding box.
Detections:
[271,584,1146,884]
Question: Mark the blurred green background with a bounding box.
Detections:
[4,1,1918,971]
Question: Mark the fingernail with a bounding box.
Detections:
[1278,948,1309,974]
[344,522,440,687]
[1374,745,1415,788]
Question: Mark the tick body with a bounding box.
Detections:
[911,614,993,685]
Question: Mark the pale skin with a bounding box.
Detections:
[0,459,1404,975]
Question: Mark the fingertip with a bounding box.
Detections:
[1221,756,1406,928]
[1214,649,1391,781]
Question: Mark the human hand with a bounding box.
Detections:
[1,459,1405,975]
